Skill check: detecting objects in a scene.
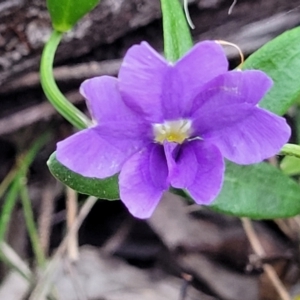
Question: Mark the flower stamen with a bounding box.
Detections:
[153,119,192,144]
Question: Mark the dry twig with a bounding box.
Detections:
[0,91,82,136]
[38,184,56,257]
[241,218,291,300]
[29,196,97,300]
[0,59,121,94]
[66,187,79,261]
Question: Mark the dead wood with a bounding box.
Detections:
[1,0,300,88]
[0,0,162,87]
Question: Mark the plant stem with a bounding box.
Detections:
[0,177,21,242]
[0,134,49,243]
[160,0,193,62]
[0,166,19,199]
[40,30,92,129]
[19,178,46,267]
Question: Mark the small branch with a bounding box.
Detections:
[102,218,133,254]
[66,187,79,261]
[241,218,291,300]
[179,273,193,300]
[0,242,57,300]
[0,59,121,94]
[28,196,97,300]
[228,0,237,15]
[38,184,56,257]
[0,90,82,136]
[0,241,31,281]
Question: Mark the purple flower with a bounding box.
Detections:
[56,41,291,219]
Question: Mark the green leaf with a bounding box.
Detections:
[280,156,300,176]
[243,26,300,115]
[160,0,193,61]
[208,161,300,219]
[47,153,119,200]
[47,0,100,32]
[280,143,300,159]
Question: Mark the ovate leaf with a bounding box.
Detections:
[208,161,300,219]
[280,156,300,176]
[243,26,300,115]
[47,0,100,32]
[47,153,119,200]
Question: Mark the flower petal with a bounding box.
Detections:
[80,76,148,137]
[193,70,272,109]
[165,140,224,204]
[191,70,273,134]
[56,127,145,178]
[119,144,169,218]
[204,108,291,164]
[118,42,169,122]
[171,41,228,113]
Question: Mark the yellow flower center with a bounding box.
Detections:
[153,119,192,144]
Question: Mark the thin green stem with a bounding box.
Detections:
[161,0,193,62]
[0,134,50,243]
[0,166,18,200]
[280,143,300,159]
[19,178,46,267]
[0,177,21,241]
[40,30,92,129]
